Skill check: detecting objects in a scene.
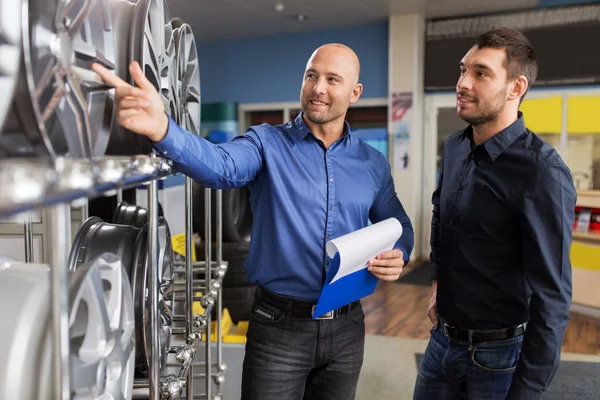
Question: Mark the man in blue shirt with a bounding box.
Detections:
[93,43,414,399]
[414,28,576,400]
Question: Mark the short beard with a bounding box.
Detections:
[463,108,502,126]
[302,102,344,125]
[460,87,507,126]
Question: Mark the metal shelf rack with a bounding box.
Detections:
[0,155,226,400]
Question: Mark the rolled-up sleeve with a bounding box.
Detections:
[507,160,576,399]
[152,116,265,189]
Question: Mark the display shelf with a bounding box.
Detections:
[573,231,600,242]
[576,190,600,209]
[0,155,173,217]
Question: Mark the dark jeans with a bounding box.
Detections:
[413,325,523,400]
[241,295,365,400]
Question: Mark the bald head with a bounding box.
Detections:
[307,43,361,84]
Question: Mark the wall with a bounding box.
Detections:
[197,23,389,104]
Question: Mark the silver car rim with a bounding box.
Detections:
[0,0,22,133]
[69,216,174,376]
[173,20,200,134]
[107,0,175,155]
[3,0,116,159]
[70,254,135,400]
[132,217,175,376]
[135,0,176,119]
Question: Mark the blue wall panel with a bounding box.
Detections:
[197,23,389,104]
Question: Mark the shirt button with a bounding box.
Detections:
[327,235,331,239]
[329,206,333,210]
[329,178,334,182]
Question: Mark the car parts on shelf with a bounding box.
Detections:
[194,183,254,243]
[172,18,200,135]
[69,215,175,378]
[0,254,135,399]
[0,0,22,135]
[106,0,177,155]
[0,0,116,159]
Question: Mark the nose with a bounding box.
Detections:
[457,72,471,92]
[312,77,326,95]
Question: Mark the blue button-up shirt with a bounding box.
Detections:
[430,112,576,399]
[154,113,414,301]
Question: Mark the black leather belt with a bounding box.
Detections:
[255,286,359,320]
[439,316,526,344]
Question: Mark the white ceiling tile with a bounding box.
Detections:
[167,0,540,43]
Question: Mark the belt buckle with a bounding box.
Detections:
[312,305,334,320]
[442,323,451,338]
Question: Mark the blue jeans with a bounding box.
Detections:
[241,295,365,400]
[413,325,523,400]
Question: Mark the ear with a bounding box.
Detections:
[350,83,363,104]
[508,75,528,101]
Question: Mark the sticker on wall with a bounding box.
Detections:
[393,127,410,170]
[390,92,412,170]
[391,92,413,122]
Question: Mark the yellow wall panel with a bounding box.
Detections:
[567,96,600,134]
[520,97,562,134]
[571,241,600,272]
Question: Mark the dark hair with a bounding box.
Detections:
[476,28,538,99]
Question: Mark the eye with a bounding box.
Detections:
[476,71,487,77]
[306,73,316,79]
[328,77,338,83]
[459,68,466,75]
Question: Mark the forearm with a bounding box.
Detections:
[152,116,263,188]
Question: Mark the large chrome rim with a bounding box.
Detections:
[132,216,174,377]
[69,216,175,377]
[69,254,135,399]
[106,0,175,155]
[0,262,50,399]
[0,256,135,400]
[0,0,22,133]
[172,19,200,135]
[137,0,176,119]
[1,0,116,159]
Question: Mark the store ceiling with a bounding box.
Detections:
[168,0,547,43]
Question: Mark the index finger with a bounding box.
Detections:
[375,249,403,260]
[92,62,128,88]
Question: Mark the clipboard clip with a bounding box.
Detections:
[312,305,334,320]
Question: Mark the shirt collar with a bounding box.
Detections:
[291,112,352,143]
[463,111,526,161]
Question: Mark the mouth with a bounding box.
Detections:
[309,99,328,107]
[457,95,475,107]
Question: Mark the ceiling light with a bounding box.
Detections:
[295,14,309,21]
[275,2,284,12]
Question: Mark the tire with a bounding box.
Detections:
[193,184,253,243]
[222,285,257,323]
[195,241,251,287]
[112,201,164,227]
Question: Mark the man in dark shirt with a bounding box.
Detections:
[413,28,576,400]
[92,43,414,399]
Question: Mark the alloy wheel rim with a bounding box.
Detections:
[0,0,22,133]
[69,254,135,399]
[14,0,116,159]
[173,21,200,134]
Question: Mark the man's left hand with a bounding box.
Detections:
[367,249,405,281]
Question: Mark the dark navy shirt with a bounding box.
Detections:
[154,112,414,301]
[430,112,576,399]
